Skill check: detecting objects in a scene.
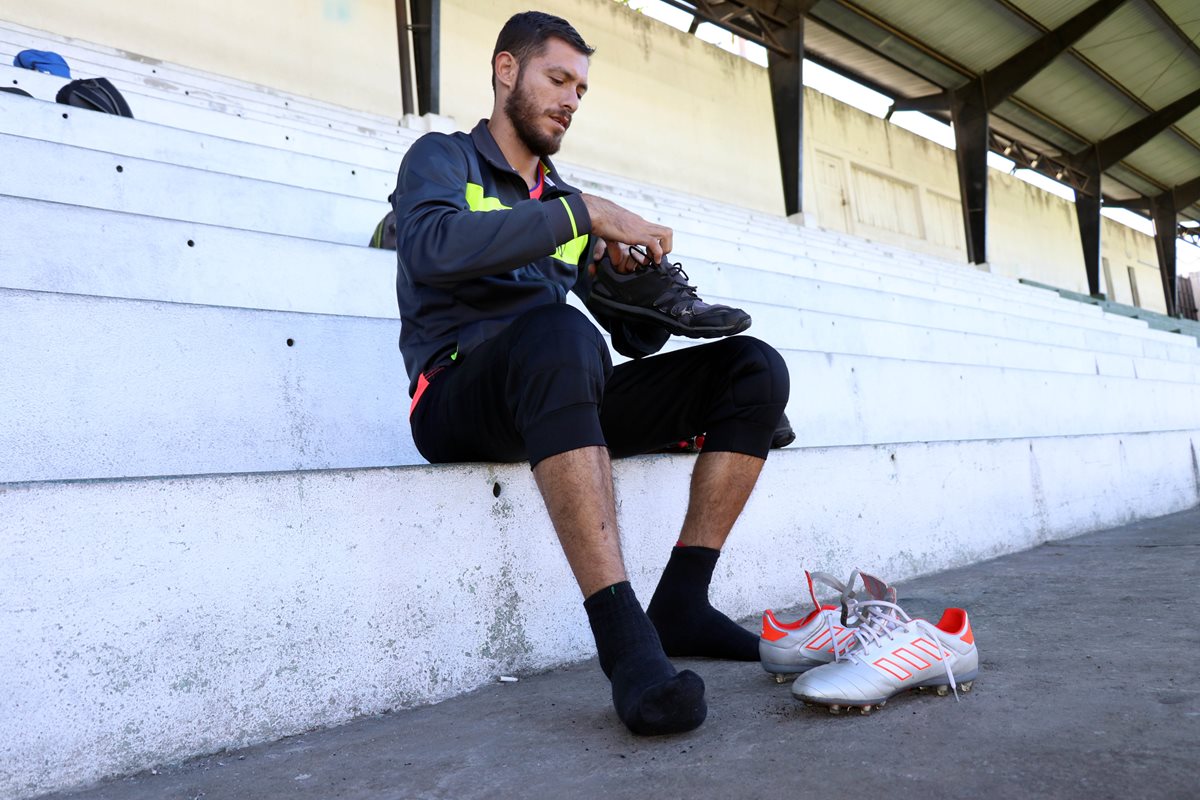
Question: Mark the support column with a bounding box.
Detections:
[1151,194,1178,317]
[394,0,414,115]
[951,85,989,265]
[411,0,440,116]
[767,17,804,218]
[1073,154,1104,296]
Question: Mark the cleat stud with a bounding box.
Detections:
[774,674,787,684]
[828,704,842,715]
[935,685,949,697]
[860,705,873,715]
[960,680,974,693]
[877,700,887,708]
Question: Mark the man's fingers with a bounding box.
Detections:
[606,239,625,269]
[656,226,673,257]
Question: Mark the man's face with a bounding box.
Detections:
[503,37,590,157]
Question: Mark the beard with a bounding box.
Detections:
[504,73,566,157]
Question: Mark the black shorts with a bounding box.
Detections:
[409,303,789,468]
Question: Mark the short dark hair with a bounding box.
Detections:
[491,11,595,91]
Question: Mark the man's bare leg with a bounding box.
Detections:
[532,445,626,598]
[533,445,707,735]
[647,451,766,660]
[678,451,765,548]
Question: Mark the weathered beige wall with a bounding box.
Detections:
[802,90,1164,311]
[438,0,784,216]
[0,0,403,116]
[0,0,1165,308]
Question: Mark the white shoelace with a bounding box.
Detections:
[842,599,959,700]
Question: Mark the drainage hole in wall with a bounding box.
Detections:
[286,338,295,347]
[492,482,502,498]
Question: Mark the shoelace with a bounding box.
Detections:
[628,245,700,299]
[842,599,959,700]
[806,570,864,663]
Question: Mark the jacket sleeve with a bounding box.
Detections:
[392,134,592,287]
[573,251,671,360]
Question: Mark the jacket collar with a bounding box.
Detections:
[470,119,579,195]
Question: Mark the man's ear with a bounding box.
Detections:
[494,51,519,92]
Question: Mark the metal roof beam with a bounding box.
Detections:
[982,0,1129,108]
[891,0,1128,114]
[1144,0,1200,70]
[1174,175,1200,210]
[1081,87,1200,171]
[657,0,809,55]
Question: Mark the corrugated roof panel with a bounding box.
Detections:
[1015,59,1144,143]
[1123,136,1200,186]
[803,19,943,99]
[1175,109,1200,144]
[992,99,1089,151]
[1006,0,1098,30]
[849,0,1036,73]
[1075,1,1200,106]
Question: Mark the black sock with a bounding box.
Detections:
[584,581,707,736]
[646,546,759,661]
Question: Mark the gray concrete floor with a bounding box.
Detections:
[46,507,1200,800]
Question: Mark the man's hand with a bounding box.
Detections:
[582,194,673,266]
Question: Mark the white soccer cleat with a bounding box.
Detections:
[760,570,865,676]
[790,582,979,709]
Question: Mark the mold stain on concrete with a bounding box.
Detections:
[478,564,531,668]
[1190,440,1199,501]
[1029,442,1050,538]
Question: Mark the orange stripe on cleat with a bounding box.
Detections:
[761,611,788,641]
[961,620,975,645]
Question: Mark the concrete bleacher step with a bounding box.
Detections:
[12,195,1200,401]
[0,130,387,244]
[1,67,411,169]
[5,284,1200,483]
[12,99,1189,370]
[0,59,420,152]
[0,90,396,199]
[1020,278,1200,344]
[5,84,1188,365]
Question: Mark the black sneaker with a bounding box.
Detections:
[589,248,752,339]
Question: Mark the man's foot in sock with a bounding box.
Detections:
[585,582,708,736]
[646,545,760,661]
[611,654,707,736]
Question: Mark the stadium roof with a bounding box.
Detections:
[662,0,1200,227]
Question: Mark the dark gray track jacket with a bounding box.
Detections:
[392,119,667,396]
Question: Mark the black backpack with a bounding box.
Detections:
[369,209,397,250]
[56,78,133,118]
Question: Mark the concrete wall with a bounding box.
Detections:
[802,90,1165,311]
[0,0,404,116]
[437,0,784,216]
[5,432,1199,798]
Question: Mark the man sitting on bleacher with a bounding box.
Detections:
[391,10,789,736]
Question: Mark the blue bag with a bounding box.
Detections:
[13,49,71,78]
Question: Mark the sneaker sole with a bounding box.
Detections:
[792,669,980,713]
[761,657,830,676]
[588,294,752,339]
